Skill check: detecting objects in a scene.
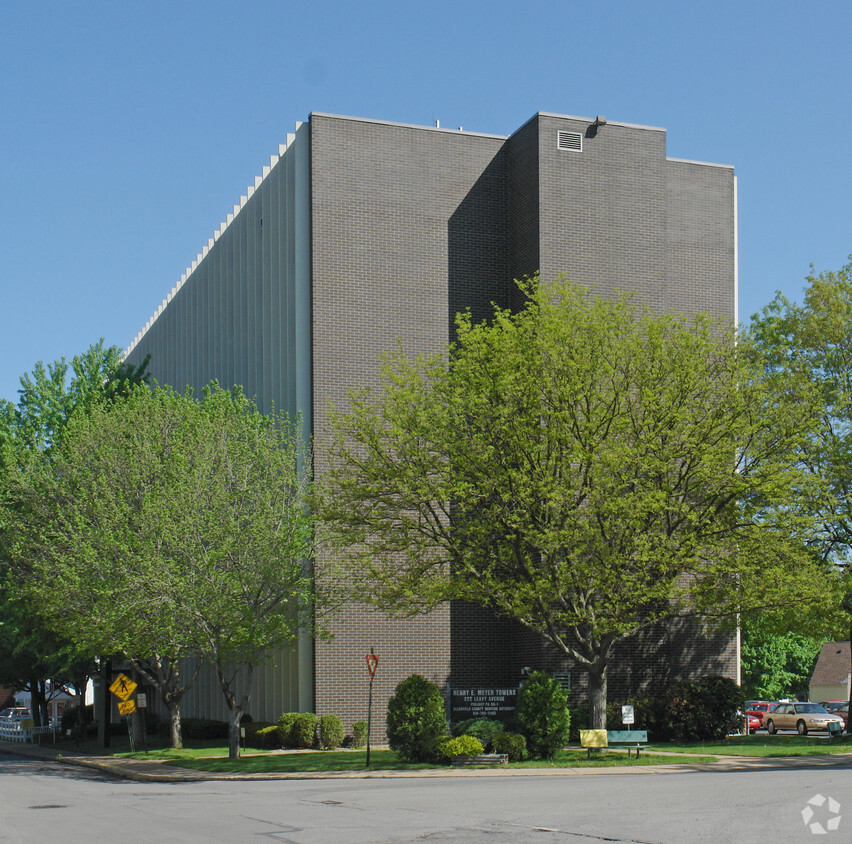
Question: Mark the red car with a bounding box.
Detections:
[820,701,850,731]
[745,700,776,728]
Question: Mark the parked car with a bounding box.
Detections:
[820,701,849,730]
[763,702,844,735]
[0,707,32,730]
[744,700,776,727]
[746,713,761,734]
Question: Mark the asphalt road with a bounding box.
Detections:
[1,752,850,843]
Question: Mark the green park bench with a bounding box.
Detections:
[580,729,651,759]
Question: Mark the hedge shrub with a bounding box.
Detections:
[438,734,484,761]
[244,722,280,749]
[278,712,300,747]
[516,671,570,759]
[492,731,528,762]
[655,675,744,741]
[292,712,318,748]
[351,720,368,748]
[386,674,447,762]
[452,718,505,751]
[318,714,345,750]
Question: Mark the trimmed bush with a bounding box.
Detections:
[278,712,300,747]
[351,720,368,748]
[492,731,527,762]
[318,714,345,750]
[438,734,484,761]
[258,725,282,749]
[244,722,280,749]
[292,712,318,748]
[386,674,448,762]
[653,675,744,741]
[516,671,570,759]
[452,718,505,751]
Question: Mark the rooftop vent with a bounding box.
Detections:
[557,130,583,152]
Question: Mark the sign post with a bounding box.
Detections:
[137,693,148,754]
[365,649,379,767]
[109,673,138,752]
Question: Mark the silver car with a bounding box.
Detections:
[764,702,844,736]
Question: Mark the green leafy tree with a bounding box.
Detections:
[0,341,150,732]
[740,618,823,701]
[750,262,852,708]
[3,384,316,758]
[320,276,823,728]
[0,589,81,726]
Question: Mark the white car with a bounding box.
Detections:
[0,707,32,729]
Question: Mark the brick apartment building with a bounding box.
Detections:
[124,110,738,732]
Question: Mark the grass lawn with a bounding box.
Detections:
[147,747,719,774]
[48,733,852,773]
[656,734,852,757]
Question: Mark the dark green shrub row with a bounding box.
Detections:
[276,711,359,749]
[179,718,230,739]
[570,674,744,742]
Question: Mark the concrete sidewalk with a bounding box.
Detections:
[3,739,851,783]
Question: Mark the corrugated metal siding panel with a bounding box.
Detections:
[123,128,313,722]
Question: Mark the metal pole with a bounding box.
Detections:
[366,676,373,767]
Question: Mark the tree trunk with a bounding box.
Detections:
[75,673,88,739]
[216,663,253,760]
[228,706,243,760]
[30,678,45,727]
[98,661,112,749]
[588,665,608,729]
[167,699,183,749]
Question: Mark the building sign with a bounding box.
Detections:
[450,688,518,722]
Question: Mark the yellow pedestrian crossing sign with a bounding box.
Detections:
[117,699,136,716]
[109,673,137,702]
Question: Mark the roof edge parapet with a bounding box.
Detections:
[123,122,304,361]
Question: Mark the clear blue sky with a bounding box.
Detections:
[2,0,849,403]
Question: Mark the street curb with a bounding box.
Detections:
[3,740,852,783]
